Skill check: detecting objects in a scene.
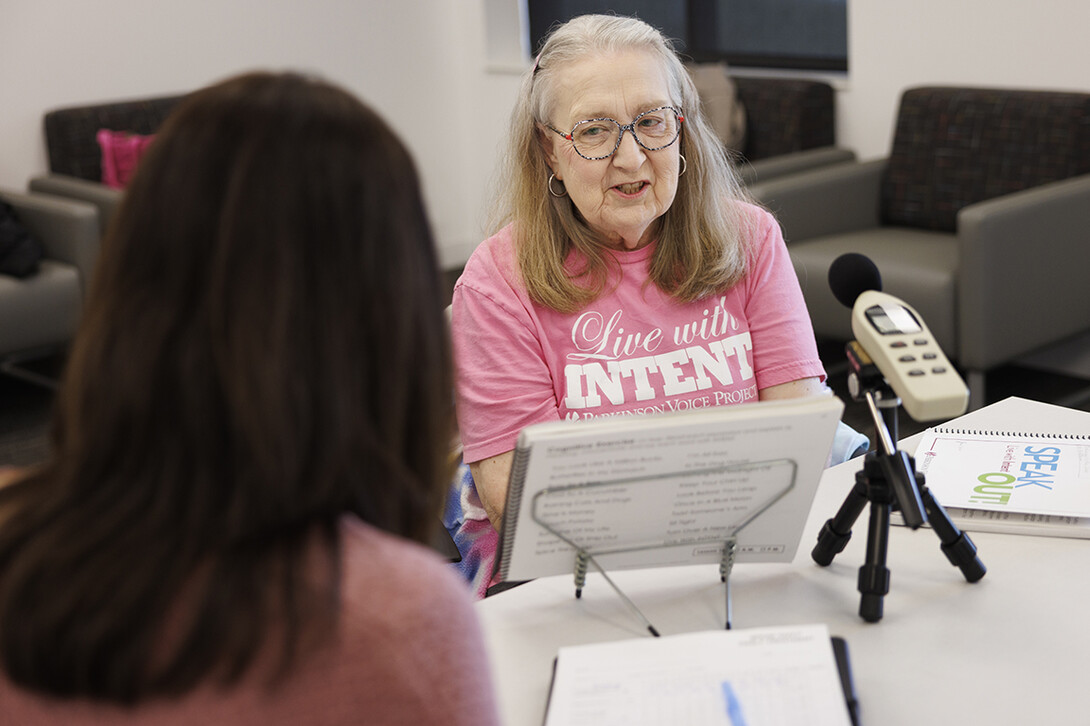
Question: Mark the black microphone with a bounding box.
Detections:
[828,252,881,309]
[826,252,968,423]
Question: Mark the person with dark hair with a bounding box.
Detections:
[0,71,499,725]
[447,15,866,597]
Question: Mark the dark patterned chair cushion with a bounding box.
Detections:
[43,95,186,183]
[733,77,836,161]
[881,87,1090,232]
[0,200,44,277]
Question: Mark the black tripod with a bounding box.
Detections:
[812,342,986,622]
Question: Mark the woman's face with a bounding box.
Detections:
[541,49,682,251]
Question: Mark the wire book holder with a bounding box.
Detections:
[530,459,797,635]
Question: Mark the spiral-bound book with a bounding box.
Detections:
[543,624,855,726]
[492,395,844,583]
[913,398,1090,538]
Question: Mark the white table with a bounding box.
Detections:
[476,397,1090,725]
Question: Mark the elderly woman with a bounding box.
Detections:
[447,15,858,597]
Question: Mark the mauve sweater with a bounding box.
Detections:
[0,517,500,726]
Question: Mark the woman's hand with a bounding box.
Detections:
[469,451,515,531]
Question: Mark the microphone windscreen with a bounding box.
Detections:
[828,253,882,308]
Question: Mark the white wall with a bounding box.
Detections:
[0,0,522,267]
[3,0,1090,267]
[843,0,1090,160]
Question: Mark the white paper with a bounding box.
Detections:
[544,624,852,726]
[939,505,1090,539]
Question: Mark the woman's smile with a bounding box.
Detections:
[611,181,650,197]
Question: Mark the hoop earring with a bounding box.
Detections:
[679,155,687,177]
[548,173,567,198]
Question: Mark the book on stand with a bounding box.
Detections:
[493,395,844,583]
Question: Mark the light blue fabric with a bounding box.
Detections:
[443,460,498,599]
[830,420,870,465]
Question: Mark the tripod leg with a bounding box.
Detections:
[812,471,870,566]
[919,483,987,583]
[858,497,891,623]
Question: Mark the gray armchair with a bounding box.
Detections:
[732,76,856,184]
[686,65,855,185]
[0,189,99,386]
[751,86,1090,410]
[28,94,184,234]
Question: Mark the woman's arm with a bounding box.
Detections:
[763,377,869,466]
[452,243,561,525]
[469,451,514,531]
[758,376,828,400]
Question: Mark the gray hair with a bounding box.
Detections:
[492,14,753,313]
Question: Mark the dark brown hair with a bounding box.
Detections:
[0,72,453,702]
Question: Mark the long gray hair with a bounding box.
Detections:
[491,14,753,313]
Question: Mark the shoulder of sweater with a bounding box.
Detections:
[338,518,477,621]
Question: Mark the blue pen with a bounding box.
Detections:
[721,680,748,726]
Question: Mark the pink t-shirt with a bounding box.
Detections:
[454,203,825,463]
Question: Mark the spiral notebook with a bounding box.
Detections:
[912,399,1090,538]
[542,624,857,726]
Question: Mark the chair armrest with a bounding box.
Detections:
[29,174,123,236]
[749,158,886,243]
[0,189,100,293]
[738,146,856,186]
[957,173,1090,369]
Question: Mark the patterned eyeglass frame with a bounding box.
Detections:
[545,105,685,161]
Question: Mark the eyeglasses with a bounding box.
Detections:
[546,106,684,161]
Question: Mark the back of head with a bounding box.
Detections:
[0,71,452,702]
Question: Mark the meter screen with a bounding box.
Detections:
[865,303,922,335]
